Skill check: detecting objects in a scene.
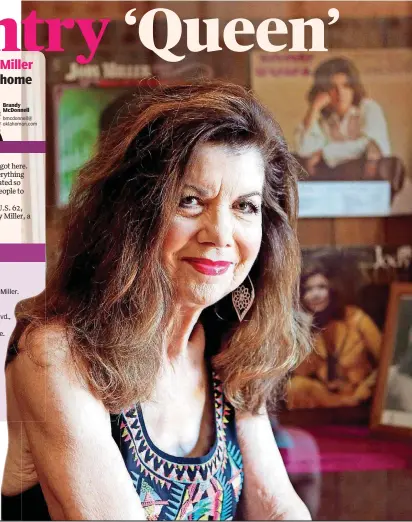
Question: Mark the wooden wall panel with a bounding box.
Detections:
[202,1,412,21]
[384,216,412,245]
[297,219,334,247]
[333,218,386,246]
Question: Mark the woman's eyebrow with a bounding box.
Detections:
[183,185,262,199]
[183,184,211,197]
[238,191,263,199]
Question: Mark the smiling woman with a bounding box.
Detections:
[163,144,264,308]
[2,81,311,521]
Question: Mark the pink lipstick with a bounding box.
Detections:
[183,258,232,276]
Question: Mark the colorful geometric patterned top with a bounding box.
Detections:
[111,374,244,520]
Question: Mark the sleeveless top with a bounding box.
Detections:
[1,373,244,521]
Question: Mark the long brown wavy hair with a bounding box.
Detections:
[9,81,311,414]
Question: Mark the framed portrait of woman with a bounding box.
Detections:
[281,246,412,426]
[371,283,412,437]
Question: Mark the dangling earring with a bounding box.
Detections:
[232,275,255,322]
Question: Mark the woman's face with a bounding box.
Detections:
[302,273,330,314]
[163,143,264,309]
[328,73,354,116]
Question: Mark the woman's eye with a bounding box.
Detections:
[179,196,201,208]
[236,200,260,214]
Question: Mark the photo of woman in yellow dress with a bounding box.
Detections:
[288,259,382,409]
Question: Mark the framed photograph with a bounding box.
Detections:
[52,85,134,206]
[251,48,412,218]
[371,283,412,436]
[283,246,412,425]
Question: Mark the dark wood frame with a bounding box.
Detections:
[370,282,412,437]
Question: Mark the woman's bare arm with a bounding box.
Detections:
[235,409,311,521]
[9,325,146,520]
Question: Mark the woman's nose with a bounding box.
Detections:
[337,86,346,97]
[197,206,234,248]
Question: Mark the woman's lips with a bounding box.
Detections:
[310,299,328,310]
[183,258,233,276]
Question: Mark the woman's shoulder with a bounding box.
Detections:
[344,304,362,317]
[8,322,91,409]
[7,322,75,384]
[359,98,385,114]
[16,322,70,364]
[8,322,111,432]
[344,305,373,326]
